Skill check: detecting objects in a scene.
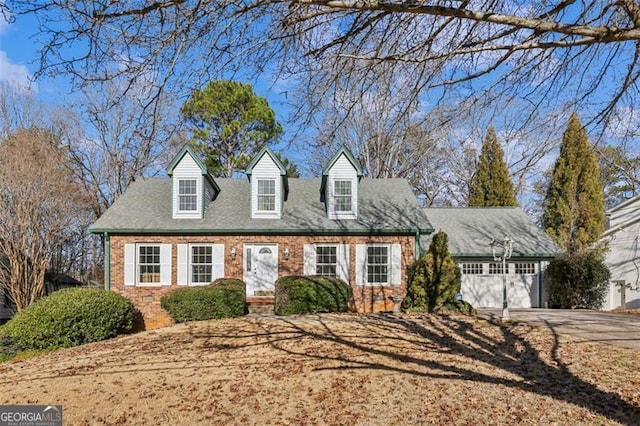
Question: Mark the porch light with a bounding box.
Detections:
[490,237,513,321]
[230,247,237,259]
[284,247,290,259]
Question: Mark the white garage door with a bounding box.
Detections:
[459,262,538,308]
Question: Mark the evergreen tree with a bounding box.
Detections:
[468,126,518,207]
[542,113,606,254]
[404,231,461,312]
[181,80,283,177]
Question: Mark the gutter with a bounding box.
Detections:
[90,227,434,237]
[104,232,111,291]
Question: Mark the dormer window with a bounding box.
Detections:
[257,179,276,212]
[334,180,353,213]
[178,179,198,212]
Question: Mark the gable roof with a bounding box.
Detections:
[90,177,433,235]
[421,207,560,258]
[166,144,220,192]
[322,145,363,177]
[245,146,287,176]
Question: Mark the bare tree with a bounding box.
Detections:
[0,128,91,310]
[5,1,640,132]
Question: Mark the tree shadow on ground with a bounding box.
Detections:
[193,314,640,424]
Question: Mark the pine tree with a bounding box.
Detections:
[468,126,518,207]
[542,113,606,254]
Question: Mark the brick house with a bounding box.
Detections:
[90,145,433,328]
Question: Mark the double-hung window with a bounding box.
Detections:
[191,245,213,285]
[178,179,197,212]
[316,245,338,277]
[138,245,161,284]
[257,179,276,212]
[367,245,389,284]
[334,180,352,213]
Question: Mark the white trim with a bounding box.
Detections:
[124,244,135,286]
[355,243,399,286]
[390,243,401,286]
[177,244,189,285]
[135,244,164,287]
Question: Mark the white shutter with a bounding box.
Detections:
[355,244,367,286]
[177,244,188,285]
[337,244,350,283]
[124,244,136,286]
[160,244,172,285]
[390,243,402,286]
[303,244,316,275]
[212,244,225,280]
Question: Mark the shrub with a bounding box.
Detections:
[161,278,246,322]
[275,275,352,316]
[0,288,135,351]
[441,300,477,315]
[545,251,610,309]
[404,231,461,312]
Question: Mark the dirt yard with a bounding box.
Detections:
[1,313,639,425]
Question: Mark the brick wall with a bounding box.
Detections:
[109,234,416,329]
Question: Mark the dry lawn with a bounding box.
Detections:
[1,313,639,425]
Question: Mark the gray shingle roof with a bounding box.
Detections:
[90,177,432,234]
[420,207,560,258]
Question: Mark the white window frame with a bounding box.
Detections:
[514,263,536,274]
[489,262,506,275]
[315,245,338,277]
[461,263,483,275]
[178,179,198,212]
[333,179,353,213]
[190,244,214,285]
[257,179,276,212]
[366,244,390,285]
[137,244,161,285]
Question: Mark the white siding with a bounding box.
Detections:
[251,153,282,219]
[172,152,203,219]
[609,198,640,228]
[604,220,640,310]
[327,154,358,219]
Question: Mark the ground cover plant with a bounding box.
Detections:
[0,313,638,424]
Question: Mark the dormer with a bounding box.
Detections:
[321,146,363,220]
[166,144,220,219]
[246,146,288,219]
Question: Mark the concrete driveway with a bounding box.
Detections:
[477,308,640,350]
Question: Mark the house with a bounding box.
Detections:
[90,145,433,328]
[601,196,640,310]
[421,208,560,309]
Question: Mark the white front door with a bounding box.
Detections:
[244,244,278,296]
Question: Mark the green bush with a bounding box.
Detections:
[161,278,246,322]
[0,288,135,351]
[441,300,477,315]
[545,252,610,309]
[275,275,352,316]
[404,231,461,312]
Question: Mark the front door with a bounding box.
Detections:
[244,244,278,296]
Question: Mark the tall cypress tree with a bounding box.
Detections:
[542,113,606,254]
[468,126,518,207]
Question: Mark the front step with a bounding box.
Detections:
[246,296,275,315]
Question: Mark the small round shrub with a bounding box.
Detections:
[161,278,246,322]
[0,288,136,351]
[275,275,352,316]
[441,300,477,315]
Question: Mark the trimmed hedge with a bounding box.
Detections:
[275,275,352,316]
[0,288,136,351]
[160,278,246,322]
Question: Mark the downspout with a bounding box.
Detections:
[104,232,111,291]
[415,230,421,260]
[537,259,542,308]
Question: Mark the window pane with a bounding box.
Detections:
[258,180,276,195]
[316,245,337,277]
[334,180,352,212]
[367,246,388,284]
[178,179,197,211]
[461,263,483,275]
[138,245,161,284]
[191,245,213,284]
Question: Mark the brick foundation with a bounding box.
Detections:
[108,234,415,328]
